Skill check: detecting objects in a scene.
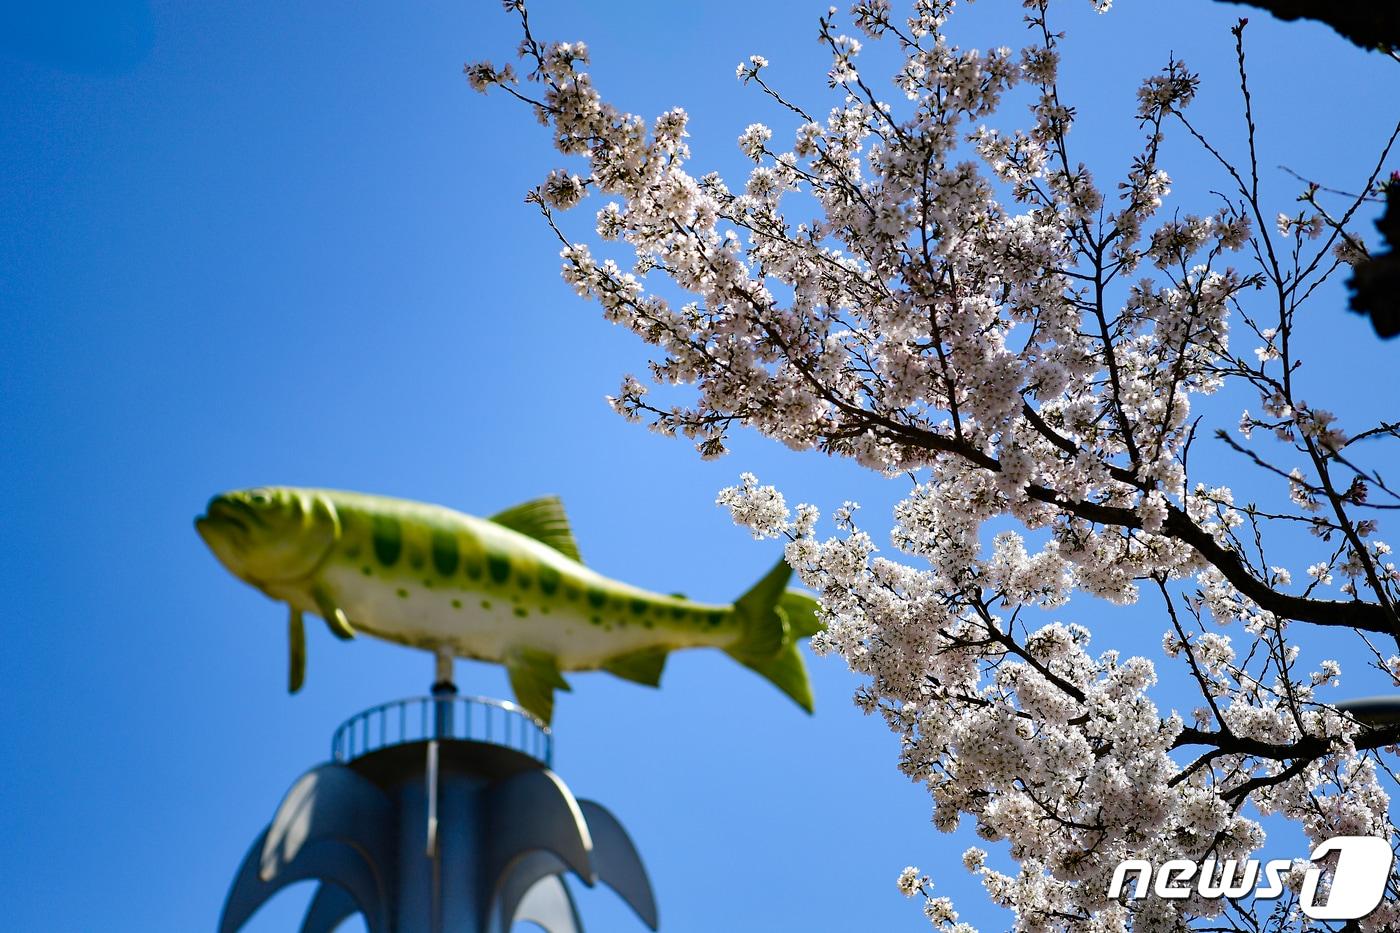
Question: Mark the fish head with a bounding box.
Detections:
[196,487,340,587]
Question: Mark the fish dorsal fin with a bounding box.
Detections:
[489,496,582,563]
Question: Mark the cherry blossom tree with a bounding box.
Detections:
[469,2,1400,929]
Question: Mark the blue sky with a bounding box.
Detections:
[2,2,1396,931]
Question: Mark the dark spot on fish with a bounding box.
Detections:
[517,574,532,590]
[538,564,560,596]
[513,606,528,618]
[361,565,373,577]
[586,587,606,608]
[451,599,462,609]
[629,598,647,616]
[422,579,433,589]
[670,605,685,619]
[397,588,409,599]
[487,548,511,585]
[707,611,724,627]
[408,547,424,571]
[590,615,602,626]
[372,515,402,566]
[431,530,459,576]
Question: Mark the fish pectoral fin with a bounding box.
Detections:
[506,650,571,725]
[489,496,583,563]
[602,647,668,688]
[288,608,306,694]
[311,586,355,641]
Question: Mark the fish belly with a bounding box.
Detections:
[316,564,717,671]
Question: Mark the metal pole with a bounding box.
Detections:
[432,648,457,739]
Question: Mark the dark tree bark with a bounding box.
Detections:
[1349,179,1400,338]
[1214,1,1400,52]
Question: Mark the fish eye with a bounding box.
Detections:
[250,490,272,505]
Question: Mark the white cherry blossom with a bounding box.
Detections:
[472,2,1400,928]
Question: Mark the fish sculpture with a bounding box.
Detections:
[195,487,821,723]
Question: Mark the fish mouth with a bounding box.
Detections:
[195,497,254,542]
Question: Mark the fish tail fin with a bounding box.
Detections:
[779,589,823,638]
[728,639,814,714]
[723,558,820,713]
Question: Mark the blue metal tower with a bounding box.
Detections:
[220,685,658,933]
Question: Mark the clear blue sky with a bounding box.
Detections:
[2,2,1395,931]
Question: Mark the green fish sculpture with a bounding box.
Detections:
[195,487,821,723]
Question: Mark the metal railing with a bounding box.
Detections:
[331,694,552,766]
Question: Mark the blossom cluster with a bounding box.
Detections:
[471,1,1400,928]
